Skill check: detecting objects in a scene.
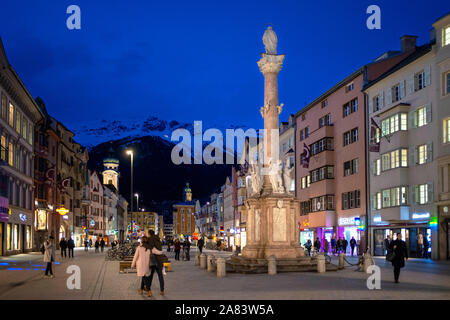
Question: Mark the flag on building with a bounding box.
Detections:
[369,118,381,152]
[301,143,311,168]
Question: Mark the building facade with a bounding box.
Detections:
[172,183,196,239]
[365,15,450,260]
[0,39,43,255]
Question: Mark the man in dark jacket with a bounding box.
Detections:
[100,238,105,253]
[313,237,321,253]
[389,233,408,283]
[342,238,348,255]
[349,237,357,256]
[183,239,191,261]
[331,237,336,255]
[67,237,75,258]
[384,235,392,255]
[198,237,204,254]
[336,237,343,254]
[59,238,67,258]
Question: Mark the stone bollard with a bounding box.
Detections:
[363,253,372,272]
[338,253,345,270]
[194,254,200,266]
[316,254,326,273]
[207,255,215,272]
[268,255,277,275]
[200,254,207,269]
[217,258,226,278]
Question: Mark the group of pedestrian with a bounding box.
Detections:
[131,230,165,297]
[173,238,191,261]
[304,236,358,256]
[94,238,106,253]
[59,237,75,258]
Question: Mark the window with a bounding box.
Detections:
[444,118,450,143]
[418,144,427,165]
[372,94,382,112]
[22,118,27,140]
[381,148,408,171]
[381,113,408,136]
[310,137,333,155]
[343,98,358,118]
[310,166,334,183]
[301,176,310,189]
[1,135,6,161]
[319,114,331,128]
[443,25,450,46]
[447,72,450,95]
[16,111,21,134]
[342,190,360,210]
[300,127,309,141]
[1,93,6,120]
[346,83,354,92]
[321,100,328,108]
[415,71,426,91]
[9,103,14,127]
[413,105,431,128]
[392,83,401,102]
[310,195,334,212]
[8,142,13,166]
[372,159,381,176]
[344,159,358,176]
[343,128,358,146]
[377,187,408,208]
[28,124,33,145]
[7,223,11,250]
[418,184,428,204]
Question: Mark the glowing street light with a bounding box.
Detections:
[126,150,134,212]
[135,193,139,211]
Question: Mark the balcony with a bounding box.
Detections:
[308,179,335,197]
[309,150,334,170]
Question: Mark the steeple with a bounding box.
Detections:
[102,144,119,191]
[183,182,192,202]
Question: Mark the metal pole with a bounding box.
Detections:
[130,153,134,213]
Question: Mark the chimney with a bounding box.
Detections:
[400,35,417,52]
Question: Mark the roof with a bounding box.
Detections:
[363,44,432,91]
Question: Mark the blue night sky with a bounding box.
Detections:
[0,0,448,138]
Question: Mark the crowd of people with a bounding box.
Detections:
[303,236,359,257]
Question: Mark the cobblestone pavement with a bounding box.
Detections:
[1,247,449,300]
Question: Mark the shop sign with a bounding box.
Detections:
[19,213,27,222]
[90,219,96,227]
[338,216,360,226]
[412,212,430,220]
[63,215,69,220]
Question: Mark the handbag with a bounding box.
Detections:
[150,253,158,267]
[386,251,395,262]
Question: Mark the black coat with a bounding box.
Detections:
[198,239,204,247]
[350,239,356,247]
[146,235,164,269]
[67,239,75,249]
[389,239,408,268]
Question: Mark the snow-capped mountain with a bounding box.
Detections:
[70,116,251,149]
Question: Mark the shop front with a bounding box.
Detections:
[7,208,33,255]
[371,212,435,258]
[336,215,364,254]
[299,211,336,252]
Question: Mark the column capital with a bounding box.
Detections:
[257,53,285,75]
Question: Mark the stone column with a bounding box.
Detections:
[199,254,207,269]
[339,253,345,269]
[257,53,285,195]
[207,255,215,272]
[216,258,226,277]
[317,255,326,273]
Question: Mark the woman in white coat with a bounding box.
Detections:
[43,236,56,278]
[131,236,151,295]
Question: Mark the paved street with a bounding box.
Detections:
[1,247,449,300]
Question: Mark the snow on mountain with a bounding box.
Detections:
[70,116,251,149]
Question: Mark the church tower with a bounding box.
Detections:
[103,146,120,191]
[183,182,192,202]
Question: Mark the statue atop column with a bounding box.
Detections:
[263,26,278,55]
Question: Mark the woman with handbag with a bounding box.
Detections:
[146,230,165,296]
[389,233,408,283]
[131,236,151,295]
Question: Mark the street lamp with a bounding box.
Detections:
[126,150,134,213]
[135,193,139,212]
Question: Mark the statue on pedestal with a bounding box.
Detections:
[249,163,262,196]
[268,158,285,194]
[263,26,278,55]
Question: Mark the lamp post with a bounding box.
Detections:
[135,193,139,212]
[126,150,134,213]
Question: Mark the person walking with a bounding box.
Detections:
[423,236,430,259]
[100,238,105,253]
[43,236,56,279]
[304,239,312,256]
[146,230,165,296]
[198,237,204,254]
[417,233,424,258]
[217,239,222,251]
[389,232,408,283]
[184,238,191,261]
[323,238,329,255]
[174,238,181,261]
[342,238,348,255]
[88,239,92,250]
[350,237,356,256]
[111,240,116,250]
[131,236,151,296]
[331,236,336,255]
[94,239,100,253]
[59,237,67,258]
[384,235,392,255]
[336,237,343,254]
[167,239,171,252]
[314,237,321,254]
[67,237,75,258]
